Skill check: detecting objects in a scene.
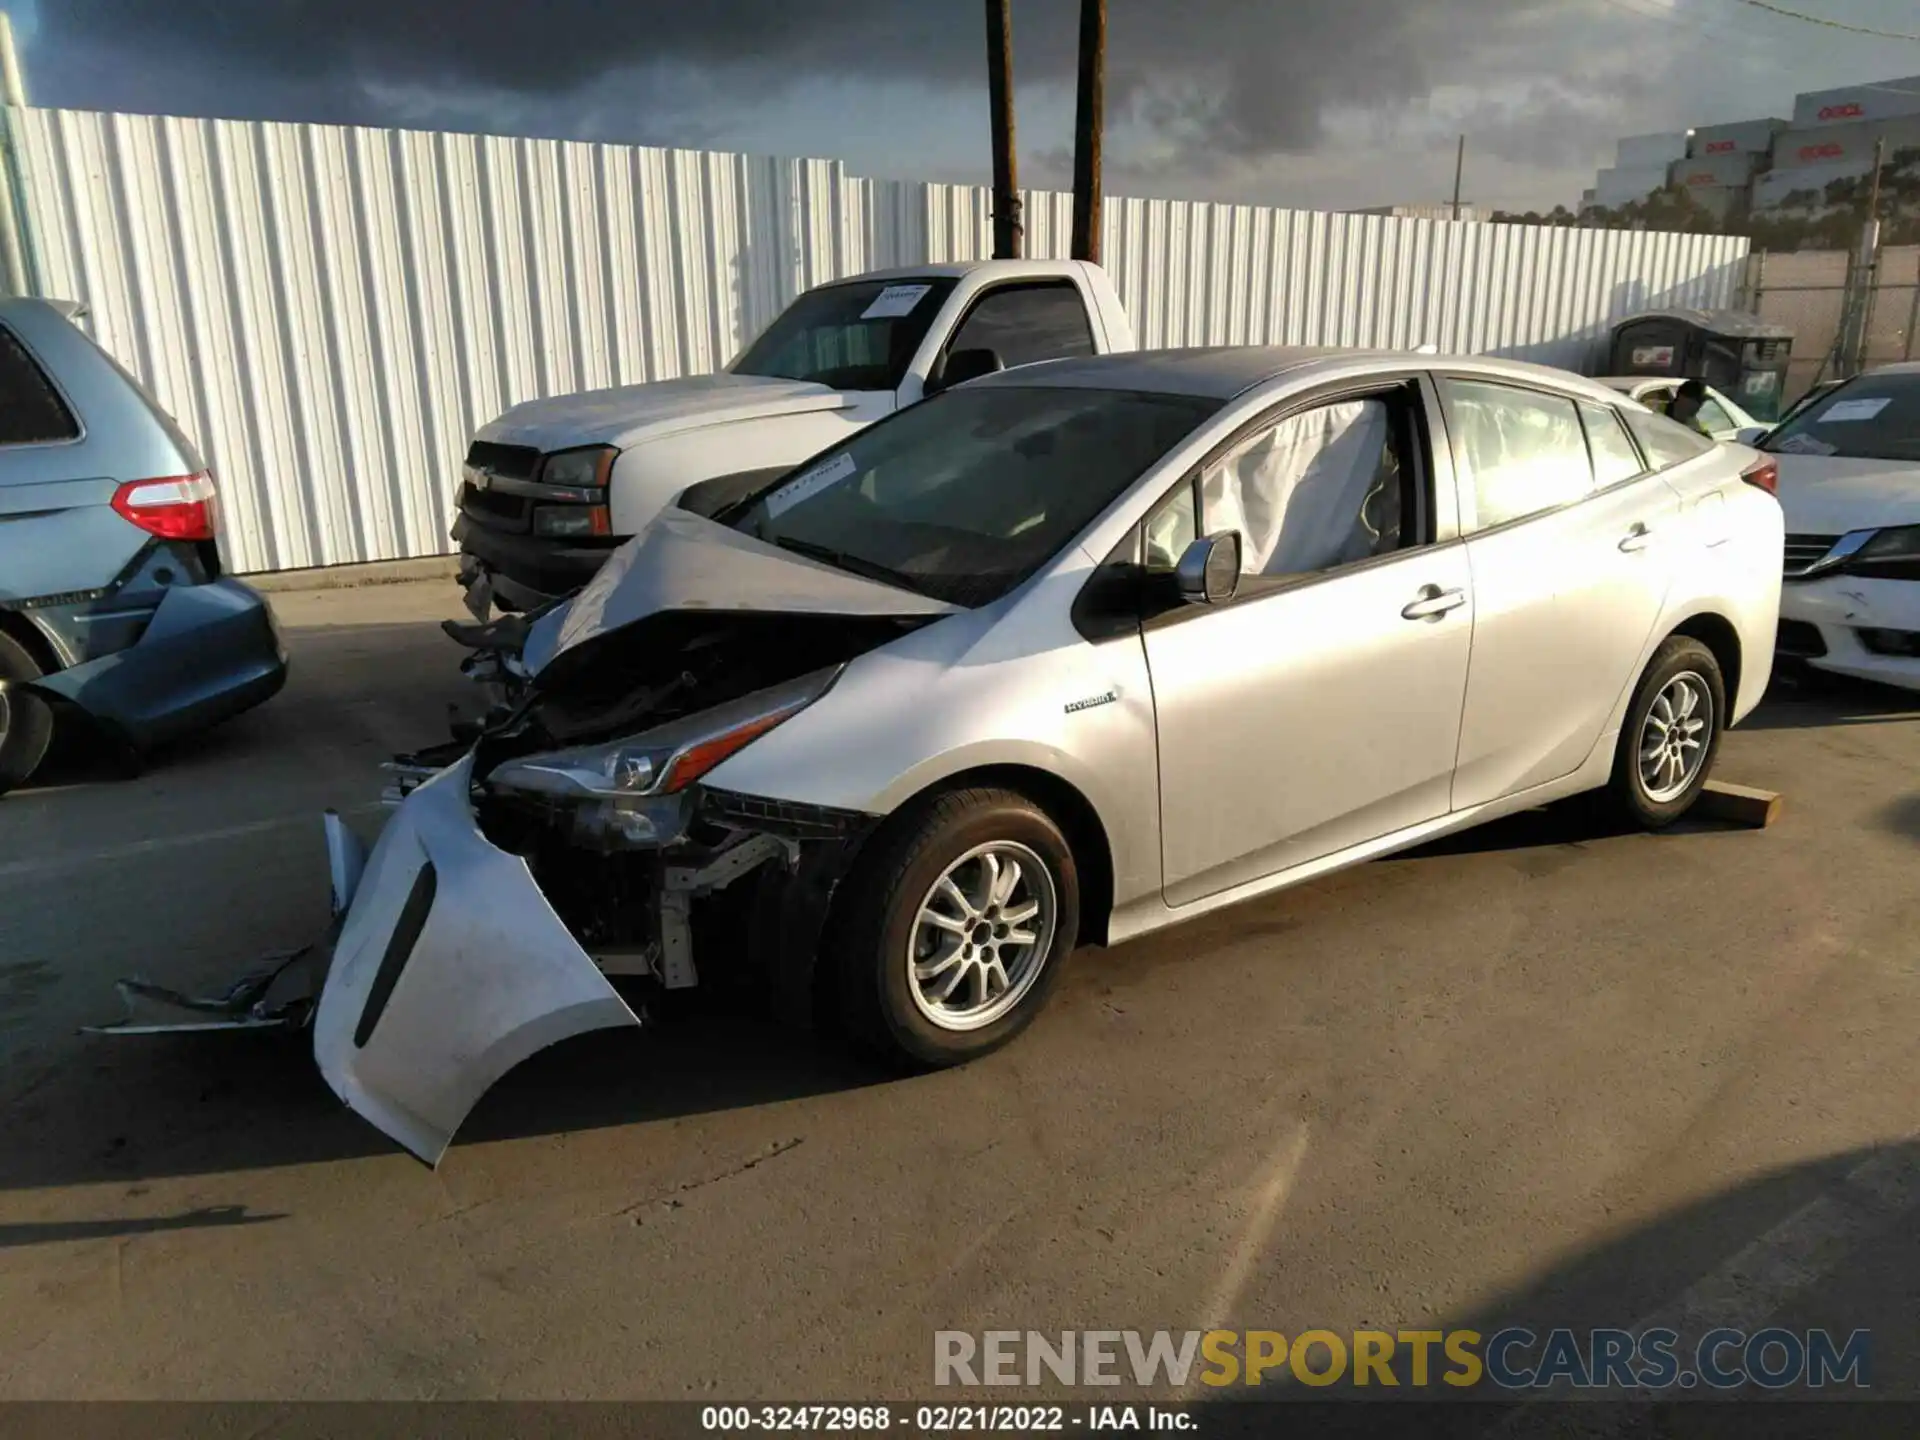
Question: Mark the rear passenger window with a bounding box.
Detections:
[1624,407,1715,469]
[944,283,1096,371]
[1440,379,1593,532]
[1579,402,1645,487]
[0,324,80,445]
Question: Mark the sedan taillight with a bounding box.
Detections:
[1740,456,1779,496]
[111,472,218,541]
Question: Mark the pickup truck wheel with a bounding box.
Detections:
[1608,635,1725,830]
[0,631,54,798]
[833,787,1079,1069]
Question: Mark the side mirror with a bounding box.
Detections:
[1734,425,1770,447]
[1175,532,1242,607]
[930,347,1005,393]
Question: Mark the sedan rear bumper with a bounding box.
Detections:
[31,577,288,748]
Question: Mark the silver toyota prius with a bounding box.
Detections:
[129,347,1786,1163]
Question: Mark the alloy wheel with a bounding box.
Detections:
[906,841,1058,1032]
[1638,670,1712,803]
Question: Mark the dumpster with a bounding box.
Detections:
[1606,309,1794,422]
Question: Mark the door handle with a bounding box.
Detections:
[1401,585,1467,620]
[1618,522,1653,553]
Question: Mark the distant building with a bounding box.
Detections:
[1580,74,1920,221]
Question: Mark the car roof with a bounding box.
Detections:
[969,345,1637,404]
[827,259,1083,286]
[1597,376,1668,391]
[1863,361,1920,377]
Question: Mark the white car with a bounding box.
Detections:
[1599,377,1761,443]
[1762,365,1920,690]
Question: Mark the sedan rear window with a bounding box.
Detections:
[0,323,80,445]
[733,385,1220,607]
[1623,406,1714,469]
[1762,373,1920,461]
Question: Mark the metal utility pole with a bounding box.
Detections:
[984,0,1022,259]
[0,9,31,298]
[1450,135,1465,221]
[1847,136,1888,375]
[1069,0,1105,263]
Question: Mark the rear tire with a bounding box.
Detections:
[0,630,55,798]
[831,787,1079,1069]
[1608,635,1725,830]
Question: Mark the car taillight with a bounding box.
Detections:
[112,472,218,541]
[1740,456,1778,496]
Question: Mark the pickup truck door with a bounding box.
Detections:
[913,281,1100,401]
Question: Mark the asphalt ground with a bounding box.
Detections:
[1,580,1917,1410]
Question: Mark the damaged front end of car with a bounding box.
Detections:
[93,608,931,1168]
[318,606,932,1163]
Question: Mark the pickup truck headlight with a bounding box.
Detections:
[484,666,842,846]
[539,445,616,489]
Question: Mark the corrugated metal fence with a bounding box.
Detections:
[0,105,1750,574]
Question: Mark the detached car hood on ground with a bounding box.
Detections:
[524,507,958,675]
[1773,455,1920,534]
[473,373,859,454]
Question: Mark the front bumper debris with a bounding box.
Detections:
[83,812,365,1036]
[313,753,642,1166]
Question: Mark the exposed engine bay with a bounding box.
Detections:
[420,608,932,1001]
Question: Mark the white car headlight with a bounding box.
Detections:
[1854,524,1920,564]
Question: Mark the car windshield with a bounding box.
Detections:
[729,278,958,392]
[730,385,1220,607]
[1762,373,1920,462]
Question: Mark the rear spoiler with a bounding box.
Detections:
[44,298,88,321]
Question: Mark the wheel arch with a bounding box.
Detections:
[0,610,63,678]
[870,762,1117,949]
[1665,610,1742,713]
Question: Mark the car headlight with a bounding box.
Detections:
[1854,524,1920,563]
[484,666,842,846]
[539,445,616,489]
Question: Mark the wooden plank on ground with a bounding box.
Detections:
[1696,780,1782,828]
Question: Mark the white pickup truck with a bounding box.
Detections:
[451,258,1136,619]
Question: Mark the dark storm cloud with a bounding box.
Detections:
[37,0,1577,158]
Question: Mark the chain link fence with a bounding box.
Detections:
[1745,244,1920,402]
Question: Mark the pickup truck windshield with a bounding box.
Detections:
[732,385,1220,608]
[731,278,959,392]
[1763,373,1920,462]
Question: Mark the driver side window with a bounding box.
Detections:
[1199,396,1407,578]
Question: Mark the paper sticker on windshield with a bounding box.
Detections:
[861,284,933,320]
[1774,433,1838,456]
[1817,397,1891,423]
[764,451,857,517]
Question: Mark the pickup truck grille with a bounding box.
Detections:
[1783,534,1839,577]
[465,441,540,482]
[460,440,542,532]
[460,482,530,530]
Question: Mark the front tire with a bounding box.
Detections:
[832,787,1079,1068]
[0,631,54,799]
[1608,635,1725,829]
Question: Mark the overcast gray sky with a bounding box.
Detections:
[10,0,1919,213]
